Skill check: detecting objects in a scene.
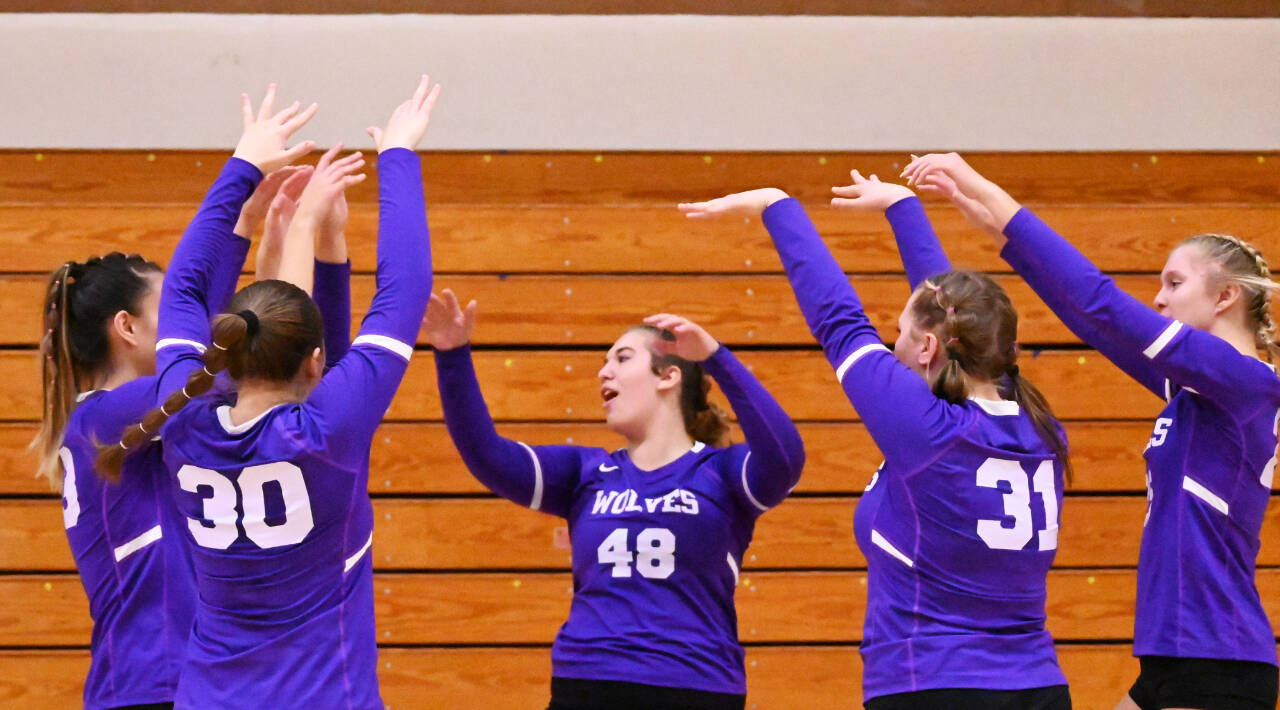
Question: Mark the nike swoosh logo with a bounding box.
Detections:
[598,463,619,472]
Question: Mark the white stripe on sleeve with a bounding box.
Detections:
[835,343,890,384]
[1142,321,1184,359]
[1181,475,1229,515]
[344,532,374,573]
[516,441,544,512]
[739,451,769,513]
[351,334,415,361]
[156,338,207,354]
[113,525,163,562]
[870,530,914,568]
[726,553,740,586]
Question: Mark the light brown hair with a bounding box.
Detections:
[911,270,1073,483]
[1181,233,1280,363]
[631,325,731,447]
[96,279,324,481]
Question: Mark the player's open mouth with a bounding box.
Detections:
[600,387,619,406]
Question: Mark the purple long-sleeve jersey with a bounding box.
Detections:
[1001,207,1279,666]
[763,197,1068,700]
[60,157,260,709]
[434,342,804,695]
[158,148,431,710]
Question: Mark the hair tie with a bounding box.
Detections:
[947,336,959,345]
[238,309,260,337]
[1008,364,1020,378]
[946,306,955,314]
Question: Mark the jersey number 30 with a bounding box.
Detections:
[597,527,675,579]
[178,462,315,550]
[976,458,1059,551]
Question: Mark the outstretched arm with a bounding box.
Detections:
[901,153,1174,400]
[832,169,951,290]
[681,191,954,468]
[305,75,440,465]
[427,290,583,517]
[156,84,317,400]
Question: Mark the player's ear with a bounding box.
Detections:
[305,347,324,380]
[918,331,940,371]
[655,363,682,392]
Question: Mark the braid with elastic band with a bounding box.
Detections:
[94,311,252,482]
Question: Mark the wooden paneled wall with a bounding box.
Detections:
[0,150,1277,709]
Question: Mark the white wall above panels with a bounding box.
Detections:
[1,13,1277,150]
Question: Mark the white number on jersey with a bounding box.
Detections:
[178,462,315,550]
[596,527,676,579]
[59,447,79,529]
[975,458,1059,552]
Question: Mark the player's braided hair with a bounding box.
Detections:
[32,253,161,490]
[912,271,1073,483]
[633,325,731,447]
[95,279,325,482]
[1181,233,1280,365]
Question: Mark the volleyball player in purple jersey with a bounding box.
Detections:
[425,291,805,710]
[98,75,440,710]
[680,186,1071,710]
[903,152,1279,710]
[30,87,318,710]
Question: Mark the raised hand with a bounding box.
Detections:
[368,74,443,153]
[643,313,720,362]
[678,188,790,219]
[254,166,313,281]
[236,165,310,240]
[295,144,366,221]
[424,289,477,351]
[900,153,1021,236]
[233,83,318,174]
[830,169,915,212]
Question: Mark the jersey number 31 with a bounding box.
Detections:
[976,458,1059,551]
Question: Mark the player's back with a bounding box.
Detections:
[162,396,379,710]
[62,380,198,709]
[854,398,1067,698]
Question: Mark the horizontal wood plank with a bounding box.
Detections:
[0,349,1170,423]
[1,203,1274,275]
[7,496,1276,572]
[0,273,1168,347]
[6,569,1279,647]
[0,421,1158,495]
[0,645,1181,710]
[2,151,1276,206]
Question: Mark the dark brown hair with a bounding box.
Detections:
[631,325,731,448]
[1181,233,1280,364]
[910,270,1073,483]
[33,254,161,490]
[96,279,324,481]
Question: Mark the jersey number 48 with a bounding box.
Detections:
[597,527,676,579]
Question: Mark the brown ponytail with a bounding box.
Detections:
[95,279,324,482]
[912,271,1073,483]
[95,313,251,482]
[632,325,732,447]
[32,254,161,491]
[33,263,76,489]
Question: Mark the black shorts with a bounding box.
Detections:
[864,684,1071,710]
[547,676,745,710]
[1128,655,1279,710]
